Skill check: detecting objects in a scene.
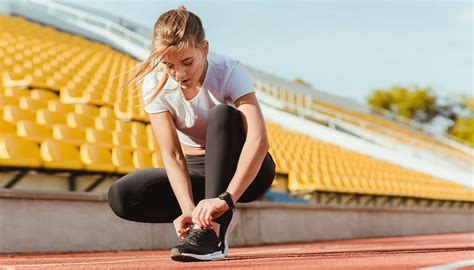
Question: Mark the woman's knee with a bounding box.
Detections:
[208,104,240,129]
[106,169,153,219]
[107,179,127,219]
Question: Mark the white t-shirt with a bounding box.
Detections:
[142,55,254,148]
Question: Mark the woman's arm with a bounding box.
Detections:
[225,92,270,204]
[149,111,195,213]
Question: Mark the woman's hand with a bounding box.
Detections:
[173,210,194,239]
[192,198,230,228]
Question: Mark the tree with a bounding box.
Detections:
[367,85,437,123]
[367,86,473,146]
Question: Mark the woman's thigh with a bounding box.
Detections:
[107,167,205,223]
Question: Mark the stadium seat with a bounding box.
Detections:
[131,121,147,135]
[131,133,150,150]
[116,120,133,134]
[40,139,83,170]
[67,113,96,128]
[18,96,48,111]
[52,124,86,146]
[17,120,52,143]
[111,147,136,174]
[95,116,116,131]
[80,143,115,172]
[3,105,36,123]
[0,93,19,107]
[30,88,59,101]
[47,100,75,114]
[112,131,134,151]
[0,118,16,135]
[99,106,115,118]
[133,149,154,169]
[3,87,30,98]
[74,104,101,117]
[37,109,68,126]
[85,128,113,148]
[0,134,42,167]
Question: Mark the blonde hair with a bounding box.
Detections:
[120,5,206,107]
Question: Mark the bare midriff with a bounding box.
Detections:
[181,143,206,156]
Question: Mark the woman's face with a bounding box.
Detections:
[161,42,208,90]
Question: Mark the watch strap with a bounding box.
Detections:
[218,191,235,209]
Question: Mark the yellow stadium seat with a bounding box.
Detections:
[99,106,115,118]
[133,149,154,169]
[112,131,133,151]
[95,116,116,131]
[0,118,16,135]
[30,88,58,101]
[131,133,150,150]
[52,124,86,146]
[17,120,52,143]
[85,128,113,148]
[112,147,136,174]
[131,121,147,135]
[37,109,68,126]
[67,113,95,128]
[116,120,133,134]
[0,134,42,167]
[80,143,115,172]
[18,96,48,110]
[40,139,83,170]
[74,104,101,117]
[0,94,19,107]
[47,100,75,114]
[3,105,35,122]
[4,87,30,98]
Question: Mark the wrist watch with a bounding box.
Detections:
[218,191,235,209]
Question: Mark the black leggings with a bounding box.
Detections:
[107,104,276,223]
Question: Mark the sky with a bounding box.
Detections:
[65,0,472,104]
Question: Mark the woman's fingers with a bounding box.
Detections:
[204,210,213,227]
[192,206,202,226]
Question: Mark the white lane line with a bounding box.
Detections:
[0,256,164,269]
[230,247,301,255]
[418,259,474,270]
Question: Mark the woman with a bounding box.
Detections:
[107,5,276,262]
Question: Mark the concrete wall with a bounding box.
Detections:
[0,188,473,253]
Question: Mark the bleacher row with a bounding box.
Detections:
[267,124,472,201]
[0,15,472,203]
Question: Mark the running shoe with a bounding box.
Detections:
[170,224,224,261]
[170,208,239,261]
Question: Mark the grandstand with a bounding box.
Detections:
[0,0,472,254]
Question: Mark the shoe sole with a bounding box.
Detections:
[170,247,225,262]
[223,208,239,256]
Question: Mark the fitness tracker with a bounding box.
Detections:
[218,191,235,209]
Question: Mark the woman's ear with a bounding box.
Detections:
[202,40,209,54]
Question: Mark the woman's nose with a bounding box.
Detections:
[175,69,187,80]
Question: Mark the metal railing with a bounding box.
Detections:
[23,0,150,50]
[257,91,472,169]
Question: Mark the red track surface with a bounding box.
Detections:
[0,232,473,270]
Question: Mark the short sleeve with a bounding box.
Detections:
[224,62,255,102]
[142,72,168,114]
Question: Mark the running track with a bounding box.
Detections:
[0,232,472,269]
